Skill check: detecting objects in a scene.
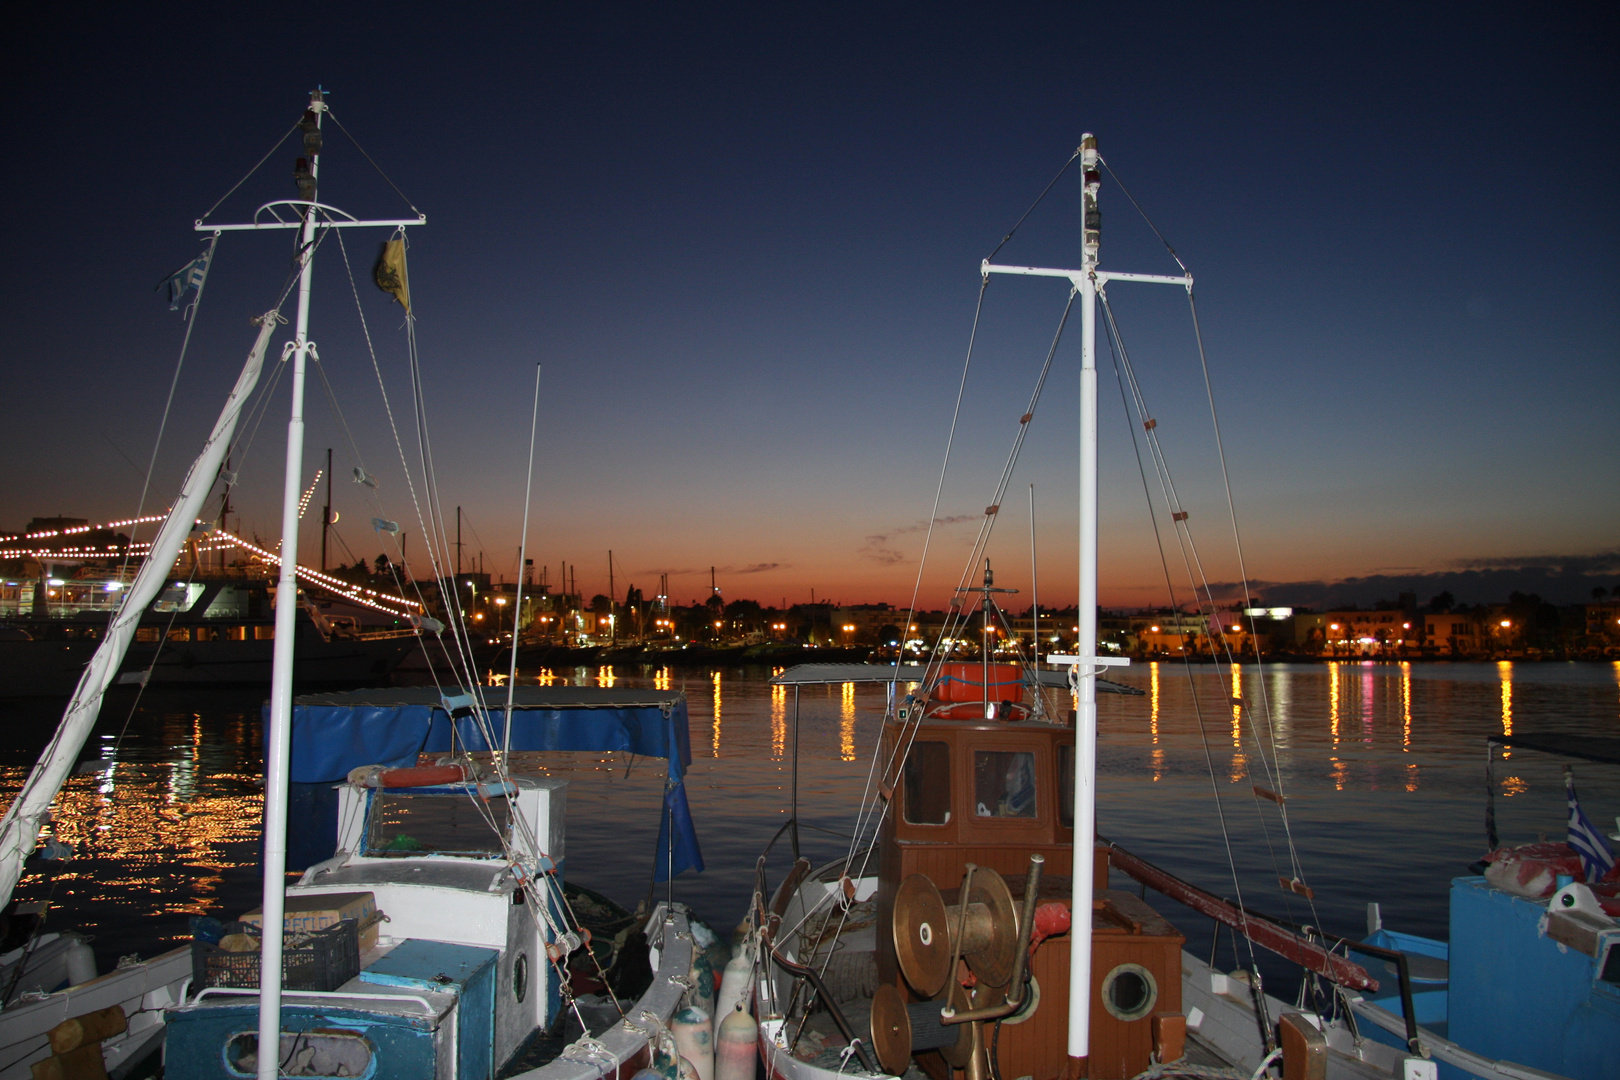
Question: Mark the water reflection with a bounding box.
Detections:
[840,682,856,762]
[712,672,723,757]
[1149,662,1163,782]
[1400,662,1412,750]
[770,682,786,761]
[1328,662,1340,746]
[596,665,617,688]
[1499,660,1513,742]
[1230,665,1242,746]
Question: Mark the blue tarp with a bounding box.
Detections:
[271,687,702,879]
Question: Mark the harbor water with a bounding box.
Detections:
[4,661,1618,983]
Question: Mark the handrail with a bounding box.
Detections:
[1343,940,1421,1055]
[191,986,438,1014]
[767,945,880,1073]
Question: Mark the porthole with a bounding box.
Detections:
[1100,963,1157,1022]
[513,952,528,1003]
[1002,975,1040,1025]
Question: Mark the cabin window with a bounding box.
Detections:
[1059,745,1074,829]
[973,751,1036,818]
[167,628,189,642]
[254,625,275,640]
[202,586,248,618]
[364,790,512,857]
[135,627,161,643]
[903,742,951,825]
[194,626,219,641]
[228,625,248,641]
[152,582,205,613]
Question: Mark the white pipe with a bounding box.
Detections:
[258,90,324,1080]
[1068,132,1100,1071]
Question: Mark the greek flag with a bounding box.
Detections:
[160,248,212,311]
[1566,769,1615,884]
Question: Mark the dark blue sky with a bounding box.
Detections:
[3,4,1615,609]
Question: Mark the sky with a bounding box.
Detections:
[2,4,1615,612]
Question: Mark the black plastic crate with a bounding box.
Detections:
[190,919,360,992]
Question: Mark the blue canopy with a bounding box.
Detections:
[273,686,702,879]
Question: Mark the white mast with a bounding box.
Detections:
[191,89,423,1080]
[254,87,324,1080]
[984,133,1191,1073]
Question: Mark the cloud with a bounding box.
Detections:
[860,514,980,564]
[1203,552,1620,609]
[635,563,786,577]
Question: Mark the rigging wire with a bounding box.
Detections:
[322,109,425,219]
[117,233,221,586]
[196,123,301,225]
[984,147,1083,265]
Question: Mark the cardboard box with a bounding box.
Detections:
[241,891,378,952]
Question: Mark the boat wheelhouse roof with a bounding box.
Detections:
[767,662,1143,695]
[295,686,686,710]
[1487,733,1620,767]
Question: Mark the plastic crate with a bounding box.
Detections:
[191,919,360,992]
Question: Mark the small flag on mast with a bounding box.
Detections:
[159,247,212,311]
[374,236,411,314]
[1566,767,1616,884]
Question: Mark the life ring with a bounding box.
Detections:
[348,763,470,788]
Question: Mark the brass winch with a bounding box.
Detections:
[872,855,1044,1078]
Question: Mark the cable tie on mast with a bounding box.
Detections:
[1143,418,1157,430]
[1172,511,1189,522]
[985,505,1000,516]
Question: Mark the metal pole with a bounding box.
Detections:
[1029,484,1038,659]
[259,88,325,1080]
[505,364,542,753]
[320,447,331,572]
[1067,132,1100,1077]
[790,687,801,859]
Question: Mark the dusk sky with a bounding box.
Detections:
[4,5,1615,612]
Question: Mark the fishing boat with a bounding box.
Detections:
[737,136,1615,1080]
[2,89,719,1080]
[163,684,708,1080]
[0,574,416,699]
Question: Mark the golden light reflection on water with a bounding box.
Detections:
[596,665,617,688]
[840,682,856,762]
[654,666,671,691]
[1502,775,1528,797]
[770,682,786,761]
[1498,661,1513,741]
[1230,665,1242,746]
[1328,662,1340,747]
[1227,662,1248,782]
[712,672,723,757]
[1149,662,1163,782]
[1401,662,1412,751]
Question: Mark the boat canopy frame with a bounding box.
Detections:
[276,686,701,881]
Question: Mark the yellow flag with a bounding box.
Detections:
[373,237,411,314]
